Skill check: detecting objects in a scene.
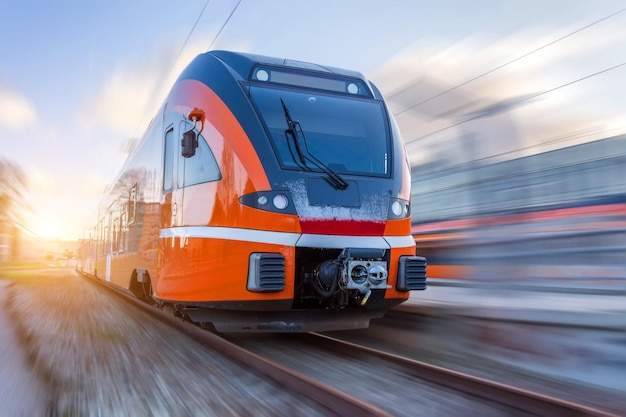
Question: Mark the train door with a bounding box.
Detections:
[159,113,188,296]
[165,114,199,227]
[162,115,184,229]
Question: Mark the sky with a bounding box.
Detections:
[0,0,625,241]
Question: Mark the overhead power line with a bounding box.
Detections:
[147,0,213,103]
[129,0,212,146]
[393,7,626,117]
[409,61,626,143]
[171,0,212,73]
[136,0,241,127]
[207,0,242,51]
[141,0,242,113]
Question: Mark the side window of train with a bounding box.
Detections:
[163,128,175,191]
[112,216,120,253]
[181,132,221,187]
[98,218,105,256]
[119,209,127,253]
[127,184,137,225]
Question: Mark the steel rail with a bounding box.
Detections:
[307,333,619,417]
[81,272,392,417]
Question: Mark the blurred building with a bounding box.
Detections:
[411,134,626,288]
[0,221,42,262]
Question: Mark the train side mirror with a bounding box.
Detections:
[181,129,198,158]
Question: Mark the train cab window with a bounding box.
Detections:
[249,85,390,177]
[163,128,175,191]
[179,131,221,187]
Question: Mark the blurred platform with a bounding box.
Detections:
[0,280,49,415]
[398,279,626,328]
[394,279,626,391]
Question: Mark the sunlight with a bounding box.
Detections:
[31,213,62,240]
[28,207,83,242]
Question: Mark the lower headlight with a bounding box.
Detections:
[239,191,297,214]
[388,198,410,219]
[272,193,289,210]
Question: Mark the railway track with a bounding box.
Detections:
[302,333,620,417]
[83,273,392,417]
[84,272,619,417]
[225,330,622,416]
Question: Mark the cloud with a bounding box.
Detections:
[0,86,37,130]
[77,41,206,137]
[79,61,160,135]
[371,21,626,158]
[378,16,626,99]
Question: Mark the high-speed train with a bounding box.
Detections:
[79,50,426,332]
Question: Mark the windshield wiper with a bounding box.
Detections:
[280,98,308,169]
[280,98,349,190]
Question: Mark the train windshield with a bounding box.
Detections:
[249,85,390,177]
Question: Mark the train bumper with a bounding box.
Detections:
[182,307,388,332]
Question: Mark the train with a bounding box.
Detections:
[79,50,427,332]
[411,134,626,287]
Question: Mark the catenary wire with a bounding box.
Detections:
[206,0,242,51]
[127,0,212,151]
[133,0,241,136]
[408,61,626,143]
[393,7,626,117]
[146,0,212,109]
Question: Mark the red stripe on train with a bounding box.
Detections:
[299,218,386,235]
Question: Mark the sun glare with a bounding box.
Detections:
[31,214,62,240]
[28,208,83,242]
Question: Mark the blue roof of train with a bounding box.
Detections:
[207,50,368,81]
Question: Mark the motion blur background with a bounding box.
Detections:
[0,1,624,290]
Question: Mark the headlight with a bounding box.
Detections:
[391,201,403,216]
[272,193,289,210]
[239,191,297,214]
[388,198,410,219]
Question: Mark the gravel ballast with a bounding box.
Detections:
[4,268,329,417]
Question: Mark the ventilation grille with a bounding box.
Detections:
[248,253,286,292]
[397,256,427,291]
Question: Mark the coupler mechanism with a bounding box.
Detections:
[311,248,388,307]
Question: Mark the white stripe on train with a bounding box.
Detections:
[160,226,415,249]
